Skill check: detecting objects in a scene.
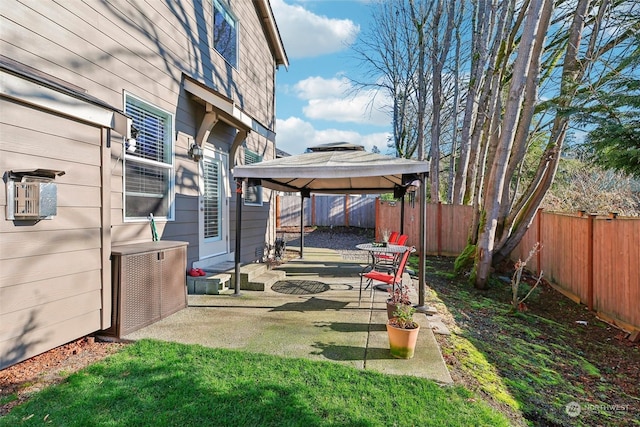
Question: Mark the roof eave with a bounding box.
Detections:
[255,0,289,69]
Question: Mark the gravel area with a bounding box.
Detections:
[279,226,374,262]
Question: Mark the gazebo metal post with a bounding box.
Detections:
[400,196,405,234]
[416,171,427,310]
[299,192,304,258]
[233,178,243,296]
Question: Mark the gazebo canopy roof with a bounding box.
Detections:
[233,142,429,194]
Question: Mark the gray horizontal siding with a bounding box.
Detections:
[0,100,106,369]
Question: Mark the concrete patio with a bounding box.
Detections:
[123,247,453,384]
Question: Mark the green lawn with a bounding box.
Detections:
[1,339,509,427]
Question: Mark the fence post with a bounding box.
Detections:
[587,213,596,311]
[437,202,442,256]
[345,195,350,227]
[536,208,543,274]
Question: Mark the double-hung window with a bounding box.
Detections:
[213,0,238,68]
[244,149,263,206]
[124,93,174,221]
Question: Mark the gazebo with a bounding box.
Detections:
[232,142,431,309]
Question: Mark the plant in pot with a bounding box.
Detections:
[386,285,411,319]
[379,228,391,247]
[386,304,420,359]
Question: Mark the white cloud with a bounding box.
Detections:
[271,0,360,58]
[275,116,390,155]
[292,75,391,125]
[293,76,350,99]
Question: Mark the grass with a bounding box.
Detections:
[1,339,510,427]
[414,256,640,427]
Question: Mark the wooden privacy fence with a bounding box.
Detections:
[377,200,640,333]
[276,194,376,228]
[376,200,474,256]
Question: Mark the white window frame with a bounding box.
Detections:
[123,92,175,222]
[244,149,263,206]
[213,0,239,68]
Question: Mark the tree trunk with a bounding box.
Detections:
[447,2,464,203]
[494,0,591,264]
[453,0,491,205]
[474,0,547,289]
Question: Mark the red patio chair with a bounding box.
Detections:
[375,234,409,269]
[388,231,400,244]
[359,246,414,305]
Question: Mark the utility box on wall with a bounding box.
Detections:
[5,169,65,220]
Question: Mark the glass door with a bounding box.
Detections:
[199,149,228,258]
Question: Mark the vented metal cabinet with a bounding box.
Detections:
[107,241,188,337]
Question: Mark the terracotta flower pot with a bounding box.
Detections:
[386,321,420,359]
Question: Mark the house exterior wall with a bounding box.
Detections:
[0,99,111,369]
[1,0,283,368]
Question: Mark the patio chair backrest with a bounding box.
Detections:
[397,234,409,246]
[393,247,413,284]
[388,231,400,244]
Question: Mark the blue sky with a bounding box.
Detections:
[271,0,392,155]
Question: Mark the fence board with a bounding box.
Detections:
[278,196,311,227]
[593,218,640,330]
[348,195,376,228]
[277,195,374,228]
[513,210,541,272]
[376,201,639,332]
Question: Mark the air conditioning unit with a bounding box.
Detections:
[6,170,64,220]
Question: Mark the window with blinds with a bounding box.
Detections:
[244,149,263,206]
[203,158,221,239]
[213,0,238,68]
[124,94,174,220]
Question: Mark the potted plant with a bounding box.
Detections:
[386,304,420,359]
[386,285,411,319]
[379,228,391,247]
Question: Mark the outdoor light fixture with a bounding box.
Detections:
[188,143,204,161]
[402,173,422,192]
[406,179,421,192]
[394,174,422,199]
[125,125,139,153]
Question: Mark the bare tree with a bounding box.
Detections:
[427,0,457,201]
[446,1,467,203]
[350,1,419,158]
[453,0,497,205]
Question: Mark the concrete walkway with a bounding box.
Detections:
[123,247,453,384]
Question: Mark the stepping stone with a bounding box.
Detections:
[426,315,451,335]
[187,273,231,295]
